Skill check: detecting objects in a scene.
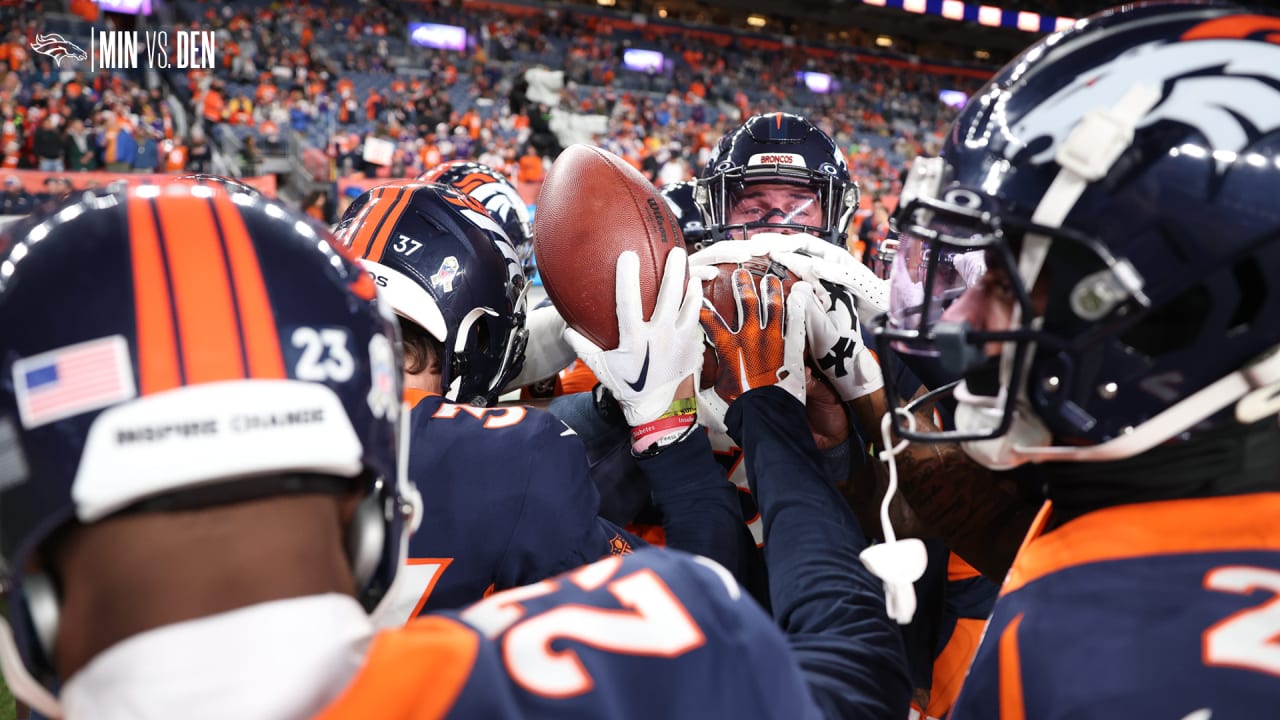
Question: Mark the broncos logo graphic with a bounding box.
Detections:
[454,172,531,231]
[29,33,87,66]
[1007,23,1280,170]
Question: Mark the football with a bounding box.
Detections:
[534,144,686,350]
[699,256,801,389]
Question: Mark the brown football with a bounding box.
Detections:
[534,144,686,350]
[699,256,801,389]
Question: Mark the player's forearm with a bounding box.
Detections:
[848,392,1035,582]
[505,304,575,390]
[640,428,750,581]
[727,387,912,719]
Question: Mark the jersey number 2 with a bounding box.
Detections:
[1203,565,1280,677]
[460,556,706,698]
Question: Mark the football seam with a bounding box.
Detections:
[589,147,664,322]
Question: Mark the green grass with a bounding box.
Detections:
[0,673,15,720]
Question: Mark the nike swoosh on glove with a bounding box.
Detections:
[696,267,809,433]
[564,248,704,427]
[794,281,884,402]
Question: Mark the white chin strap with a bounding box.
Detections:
[861,410,929,625]
[961,345,1280,467]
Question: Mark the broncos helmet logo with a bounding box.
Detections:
[29,33,88,66]
[1007,18,1280,170]
[455,172,531,234]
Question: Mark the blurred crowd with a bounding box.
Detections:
[2,0,989,217]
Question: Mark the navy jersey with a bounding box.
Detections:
[378,390,639,621]
[320,550,827,720]
[322,388,910,720]
[952,493,1280,719]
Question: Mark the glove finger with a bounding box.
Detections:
[614,251,643,330]
[675,268,705,332]
[785,282,812,368]
[759,273,785,334]
[689,265,719,282]
[731,267,759,334]
[563,326,602,358]
[652,247,689,321]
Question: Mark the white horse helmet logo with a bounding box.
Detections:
[1007,17,1280,168]
[30,33,88,66]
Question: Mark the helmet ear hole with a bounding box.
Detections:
[1121,285,1211,357]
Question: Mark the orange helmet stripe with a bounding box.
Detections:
[128,196,183,395]
[154,194,246,384]
[1182,15,1280,43]
[212,193,286,380]
[366,187,413,262]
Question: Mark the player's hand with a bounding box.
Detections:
[770,243,889,326]
[795,279,885,402]
[806,367,850,451]
[696,268,808,432]
[564,248,703,427]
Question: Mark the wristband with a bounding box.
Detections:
[631,396,697,455]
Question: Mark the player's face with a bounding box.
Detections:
[727,182,822,236]
[939,259,1048,358]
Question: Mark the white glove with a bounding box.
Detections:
[564,249,703,426]
[687,232,808,268]
[770,246,889,327]
[796,281,885,402]
[696,269,810,433]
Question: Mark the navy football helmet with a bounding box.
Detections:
[173,173,264,198]
[0,183,418,715]
[659,181,709,249]
[874,2,1280,470]
[696,112,860,246]
[336,181,529,406]
[419,160,536,277]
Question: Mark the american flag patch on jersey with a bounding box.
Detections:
[13,336,137,429]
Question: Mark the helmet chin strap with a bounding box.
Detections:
[861,410,929,625]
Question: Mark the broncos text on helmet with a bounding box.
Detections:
[336,181,529,407]
[0,182,419,716]
[873,2,1280,470]
[696,112,860,246]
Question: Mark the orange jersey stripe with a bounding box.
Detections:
[366,187,413,262]
[128,198,182,394]
[211,193,286,379]
[998,613,1026,720]
[155,195,245,383]
[1004,493,1280,595]
[315,616,479,720]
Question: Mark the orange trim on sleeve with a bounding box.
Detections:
[998,613,1025,720]
[403,388,441,408]
[128,197,182,395]
[155,195,245,384]
[946,552,981,582]
[212,193,287,379]
[1003,494,1280,595]
[316,617,480,720]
